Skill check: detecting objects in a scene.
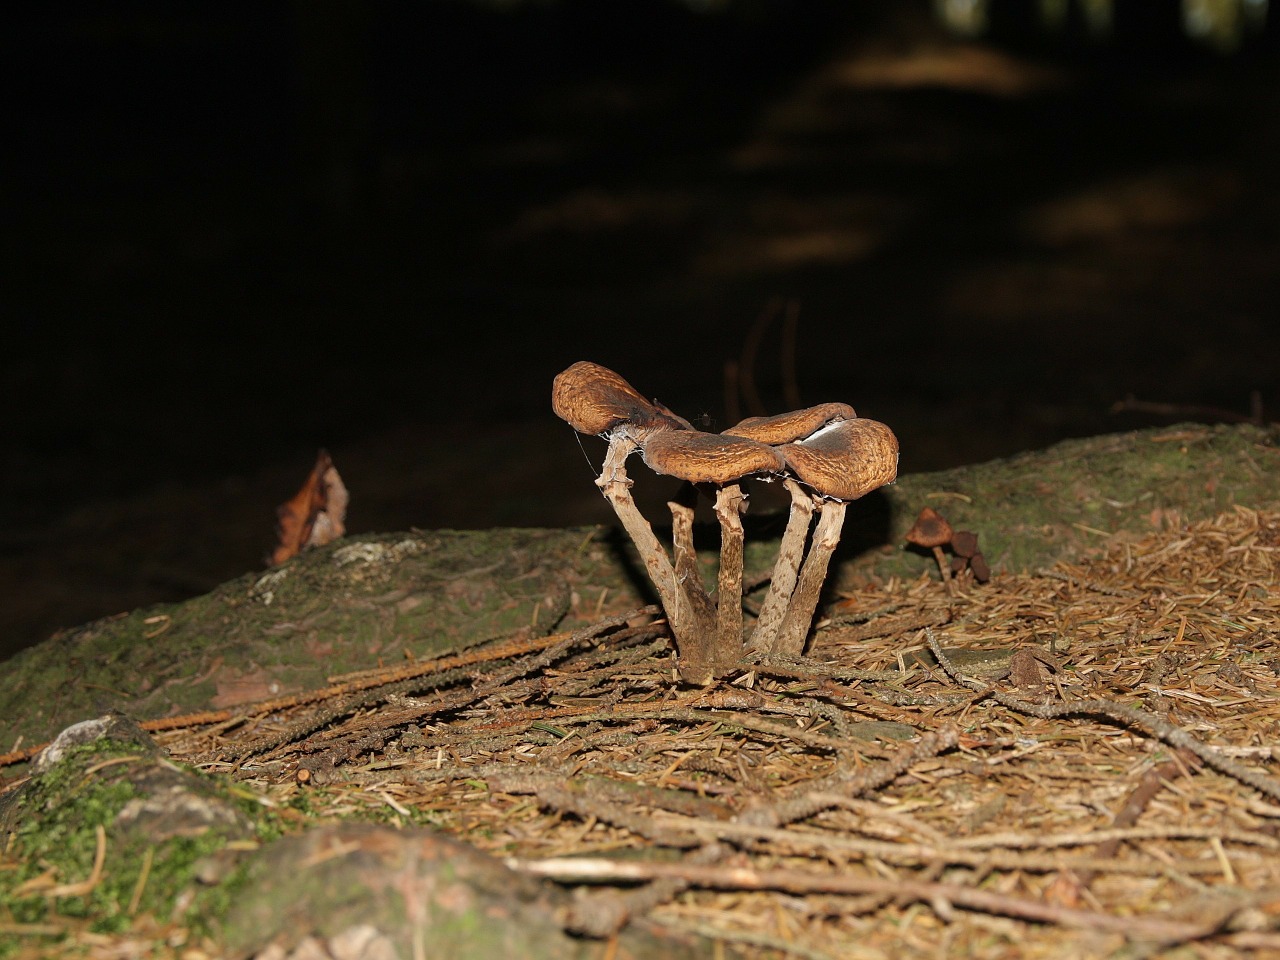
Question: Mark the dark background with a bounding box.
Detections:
[4,0,1278,661]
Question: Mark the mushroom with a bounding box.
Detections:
[552,362,696,646]
[640,428,786,678]
[552,362,784,684]
[725,404,857,658]
[553,361,898,680]
[552,361,685,441]
[904,506,955,594]
[764,417,900,657]
[948,529,990,583]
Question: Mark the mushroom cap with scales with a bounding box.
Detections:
[779,418,899,501]
[640,430,786,484]
[722,402,856,445]
[552,361,685,438]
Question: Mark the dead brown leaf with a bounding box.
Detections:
[271,450,349,566]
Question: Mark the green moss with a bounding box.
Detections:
[1,528,598,756]
[0,729,282,953]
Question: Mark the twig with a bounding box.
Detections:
[952,823,1276,852]
[738,727,958,828]
[651,917,837,960]
[1086,752,1200,862]
[748,653,904,683]
[565,842,727,939]
[925,629,1280,803]
[673,818,1240,876]
[0,627,593,768]
[486,770,712,848]
[560,726,955,937]
[512,856,1243,943]
[155,628,586,732]
[202,607,659,764]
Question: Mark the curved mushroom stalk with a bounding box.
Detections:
[744,478,814,657]
[768,499,847,657]
[555,362,722,681]
[598,438,723,683]
[595,436,682,627]
[766,418,900,657]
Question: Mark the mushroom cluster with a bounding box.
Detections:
[553,361,898,684]
[904,507,991,589]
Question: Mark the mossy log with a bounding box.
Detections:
[1,422,1276,755]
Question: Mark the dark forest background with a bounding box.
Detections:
[4,0,1278,660]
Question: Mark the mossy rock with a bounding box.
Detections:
[219,821,724,960]
[0,715,723,960]
[1,423,1276,757]
[0,714,260,944]
[0,528,618,754]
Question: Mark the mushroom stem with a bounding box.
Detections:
[667,487,717,649]
[745,478,814,657]
[596,436,682,625]
[769,499,848,657]
[932,545,956,595]
[598,436,719,683]
[712,484,748,675]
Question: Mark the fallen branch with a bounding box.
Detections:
[510,856,1251,943]
[199,607,659,764]
[925,629,1280,803]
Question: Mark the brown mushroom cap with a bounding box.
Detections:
[779,418,898,501]
[552,361,678,437]
[950,529,979,558]
[905,507,953,549]
[640,430,785,484]
[722,402,856,445]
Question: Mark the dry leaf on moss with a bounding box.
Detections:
[271,449,349,566]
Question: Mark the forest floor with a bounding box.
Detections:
[3,503,1278,958]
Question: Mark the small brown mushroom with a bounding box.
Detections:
[905,507,955,593]
[968,551,991,583]
[948,528,991,583]
[553,363,693,652]
[552,361,682,440]
[733,406,859,657]
[764,418,899,657]
[950,529,979,559]
[640,429,785,679]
